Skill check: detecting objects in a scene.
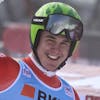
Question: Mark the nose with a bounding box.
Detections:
[50,44,61,55]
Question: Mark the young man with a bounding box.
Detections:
[0,2,83,100]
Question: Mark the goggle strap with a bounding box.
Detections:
[64,29,71,41]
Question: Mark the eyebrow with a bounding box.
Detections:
[62,39,69,43]
[45,34,70,43]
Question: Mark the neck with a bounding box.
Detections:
[28,53,56,77]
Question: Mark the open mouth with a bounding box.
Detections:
[47,54,60,61]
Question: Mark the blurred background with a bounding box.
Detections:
[0,0,100,64]
[0,0,100,99]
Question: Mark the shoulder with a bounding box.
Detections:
[0,53,20,91]
[59,77,80,100]
[0,53,19,69]
[73,88,80,100]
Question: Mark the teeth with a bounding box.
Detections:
[48,55,58,60]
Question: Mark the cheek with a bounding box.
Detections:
[62,47,70,58]
[37,43,48,58]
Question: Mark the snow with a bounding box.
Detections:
[70,76,100,89]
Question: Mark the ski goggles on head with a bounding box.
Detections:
[32,14,83,41]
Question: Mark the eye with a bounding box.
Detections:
[45,39,55,46]
[60,41,70,48]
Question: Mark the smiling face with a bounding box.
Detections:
[36,31,71,71]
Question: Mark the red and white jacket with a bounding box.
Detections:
[0,53,80,100]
